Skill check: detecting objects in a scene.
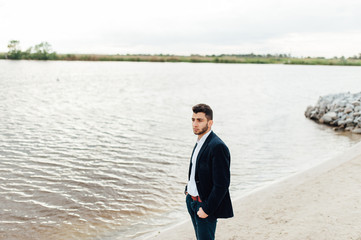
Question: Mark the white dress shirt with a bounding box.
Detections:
[187,130,212,197]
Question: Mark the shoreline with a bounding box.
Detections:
[2,55,361,67]
[146,140,361,240]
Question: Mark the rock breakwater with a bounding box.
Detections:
[305,92,361,133]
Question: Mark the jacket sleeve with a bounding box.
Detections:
[201,143,231,215]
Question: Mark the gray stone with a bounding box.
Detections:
[355,106,361,112]
[344,107,353,114]
[352,128,361,134]
[345,126,354,131]
[352,101,361,106]
[345,118,354,124]
[338,120,346,126]
[338,101,347,108]
[304,106,313,118]
[320,112,337,123]
[326,111,337,119]
[305,91,361,133]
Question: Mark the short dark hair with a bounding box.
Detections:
[192,103,213,120]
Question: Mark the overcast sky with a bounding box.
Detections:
[1,0,361,57]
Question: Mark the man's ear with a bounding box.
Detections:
[208,120,213,129]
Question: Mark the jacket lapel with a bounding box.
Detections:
[196,131,214,169]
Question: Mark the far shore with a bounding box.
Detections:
[2,53,361,66]
[147,140,361,240]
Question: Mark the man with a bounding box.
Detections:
[185,103,233,240]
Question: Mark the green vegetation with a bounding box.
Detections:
[7,40,23,59]
[2,40,361,66]
[54,53,291,64]
[286,56,361,66]
[53,53,361,66]
[3,40,57,60]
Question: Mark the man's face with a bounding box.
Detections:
[192,112,212,136]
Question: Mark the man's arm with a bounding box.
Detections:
[201,143,231,216]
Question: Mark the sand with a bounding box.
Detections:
[147,141,361,240]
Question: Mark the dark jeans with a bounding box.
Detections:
[186,194,217,240]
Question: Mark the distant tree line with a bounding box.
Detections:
[2,40,361,65]
[5,40,57,60]
[348,54,361,60]
[205,53,292,58]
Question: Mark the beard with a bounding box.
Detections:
[194,124,209,136]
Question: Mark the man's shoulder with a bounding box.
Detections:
[208,132,230,158]
[208,132,227,147]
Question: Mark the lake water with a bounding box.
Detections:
[1,60,361,240]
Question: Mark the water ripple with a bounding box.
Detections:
[1,61,361,240]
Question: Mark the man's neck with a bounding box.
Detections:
[198,129,211,140]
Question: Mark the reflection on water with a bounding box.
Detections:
[0,60,361,239]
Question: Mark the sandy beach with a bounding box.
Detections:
[147,141,361,240]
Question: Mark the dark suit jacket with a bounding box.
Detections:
[186,131,234,219]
